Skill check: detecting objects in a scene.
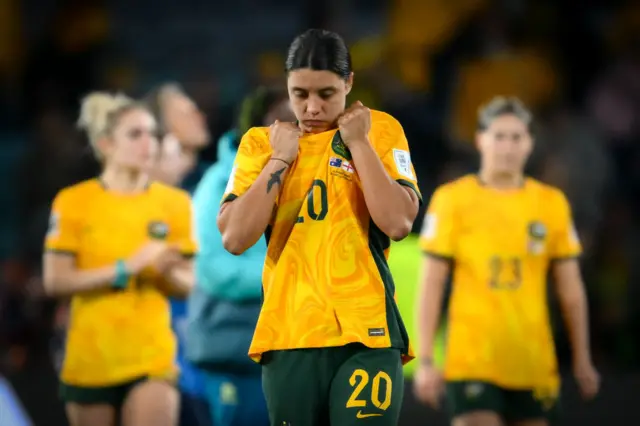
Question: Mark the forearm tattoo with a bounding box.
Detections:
[267,167,286,193]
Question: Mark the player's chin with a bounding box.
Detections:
[139,158,157,172]
[496,163,523,176]
[302,119,335,133]
[303,125,330,134]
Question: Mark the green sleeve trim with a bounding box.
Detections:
[422,250,453,262]
[397,179,422,204]
[550,254,581,263]
[220,193,238,206]
[45,249,77,256]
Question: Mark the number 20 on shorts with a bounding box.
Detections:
[346,369,392,411]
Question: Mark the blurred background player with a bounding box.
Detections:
[413,97,600,426]
[144,83,213,426]
[187,86,294,426]
[144,83,211,192]
[218,29,421,426]
[43,92,197,426]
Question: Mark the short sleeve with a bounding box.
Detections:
[171,192,198,257]
[45,190,81,254]
[549,191,582,259]
[378,120,422,202]
[419,186,456,259]
[221,127,272,205]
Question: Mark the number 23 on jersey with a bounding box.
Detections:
[489,255,522,290]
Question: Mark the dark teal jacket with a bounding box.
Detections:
[186,130,265,374]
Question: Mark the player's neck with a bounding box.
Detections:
[477,170,524,190]
[100,167,150,194]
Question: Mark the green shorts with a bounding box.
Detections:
[446,381,560,422]
[59,376,149,407]
[261,343,404,426]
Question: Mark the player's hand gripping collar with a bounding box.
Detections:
[269,120,301,164]
[338,101,371,146]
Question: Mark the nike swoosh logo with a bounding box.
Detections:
[356,411,383,419]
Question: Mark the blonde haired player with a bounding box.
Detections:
[43,92,196,426]
[413,97,600,426]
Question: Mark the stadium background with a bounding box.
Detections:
[0,0,638,424]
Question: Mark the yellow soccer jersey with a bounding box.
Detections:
[223,110,422,363]
[45,179,197,386]
[420,175,581,391]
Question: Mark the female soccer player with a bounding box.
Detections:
[43,92,196,426]
[413,97,600,426]
[145,82,210,151]
[218,29,421,426]
[144,82,210,192]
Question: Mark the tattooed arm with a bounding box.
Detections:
[218,158,290,255]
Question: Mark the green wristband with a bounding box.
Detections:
[113,259,129,289]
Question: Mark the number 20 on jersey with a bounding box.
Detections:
[297,179,328,223]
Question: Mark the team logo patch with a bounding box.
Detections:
[331,131,352,160]
[148,221,169,240]
[528,221,547,240]
[392,149,414,180]
[527,221,547,254]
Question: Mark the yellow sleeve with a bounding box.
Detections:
[549,191,582,259]
[221,127,272,204]
[45,190,81,254]
[419,186,455,259]
[378,121,422,202]
[171,191,198,256]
